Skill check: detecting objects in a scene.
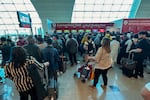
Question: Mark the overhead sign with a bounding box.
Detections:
[122,19,150,33]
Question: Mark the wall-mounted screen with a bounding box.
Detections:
[56,30,62,33]
[71,30,77,33]
[64,30,70,33]
[78,29,84,33]
[17,11,31,28]
[85,29,91,33]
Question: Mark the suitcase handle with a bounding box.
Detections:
[128,52,134,60]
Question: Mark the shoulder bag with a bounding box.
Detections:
[27,60,48,100]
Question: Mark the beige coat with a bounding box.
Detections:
[94,47,112,70]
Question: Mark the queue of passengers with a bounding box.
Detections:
[0,31,150,100]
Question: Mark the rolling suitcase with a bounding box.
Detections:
[121,53,136,77]
[59,56,67,73]
[122,67,134,77]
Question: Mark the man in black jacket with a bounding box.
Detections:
[66,34,78,66]
[130,31,150,78]
[42,38,60,80]
[24,35,43,63]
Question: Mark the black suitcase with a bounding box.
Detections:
[48,77,58,100]
[59,56,67,73]
[122,66,134,78]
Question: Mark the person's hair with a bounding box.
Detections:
[101,38,111,53]
[68,34,72,38]
[46,38,53,45]
[1,37,6,42]
[87,35,91,40]
[37,37,43,43]
[53,34,59,39]
[11,46,27,68]
[133,34,138,39]
[139,31,148,37]
[27,35,36,44]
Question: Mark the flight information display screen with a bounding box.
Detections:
[17,11,31,28]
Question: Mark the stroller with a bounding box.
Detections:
[74,61,92,83]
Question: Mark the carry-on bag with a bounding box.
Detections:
[27,63,48,100]
[122,53,136,70]
[59,55,67,73]
[122,53,136,77]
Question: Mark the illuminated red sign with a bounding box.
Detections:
[55,23,114,33]
[122,19,150,33]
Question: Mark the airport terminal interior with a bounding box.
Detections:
[0,0,150,100]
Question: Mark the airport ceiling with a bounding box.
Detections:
[31,0,150,22]
[31,0,75,28]
[0,0,150,34]
[31,0,150,30]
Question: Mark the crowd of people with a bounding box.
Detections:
[0,30,150,100]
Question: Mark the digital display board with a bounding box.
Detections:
[17,11,31,28]
[64,30,70,33]
[56,30,62,33]
[71,30,77,33]
[78,29,84,33]
[85,29,91,33]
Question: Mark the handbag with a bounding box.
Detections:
[121,53,136,70]
[89,70,95,80]
[27,62,47,100]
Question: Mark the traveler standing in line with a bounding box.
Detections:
[16,36,28,47]
[4,46,49,100]
[83,35,95,55]
[52,35,63,55]
[42,38,60,81]
[110,36,120,65]
[66,34,78,66]
[36,36,47,50]
[94,34,102,51]
[130,31,150,78]
[88,38,112,88]
[0,37,13,66]
[117,34,129,64]
[24,35,43,63]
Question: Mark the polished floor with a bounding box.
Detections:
[0,61,150,100]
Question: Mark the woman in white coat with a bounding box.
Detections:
[110,36,120,64]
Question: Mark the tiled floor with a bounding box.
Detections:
[0,62,150,100]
